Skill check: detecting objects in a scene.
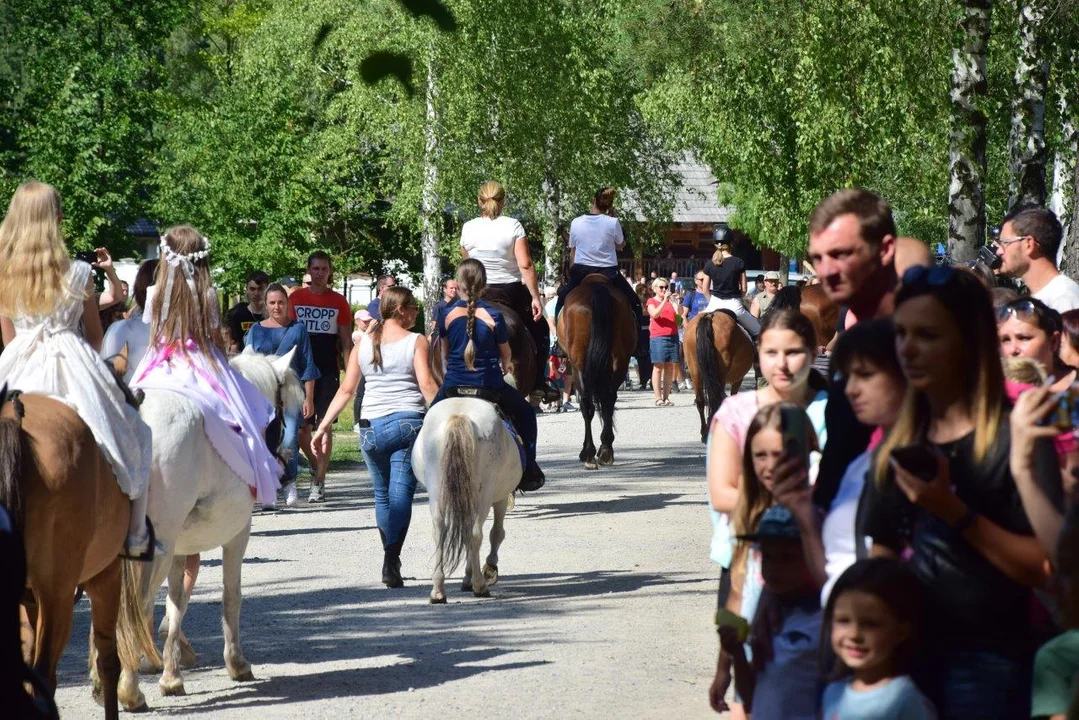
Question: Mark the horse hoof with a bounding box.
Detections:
[584,461,598,471]
[159,678,186,696]
[473,587,491,598]
[430,594,447,605]
[461,579,473,592]
[122,699,150,713]
[92,682,104,707]
[597,453,614,466]
[482,564,499,585]
[138,655,163,675]
[179,639,198,669]
[230,668,256,682]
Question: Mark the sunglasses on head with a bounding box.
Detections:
[996,299,1038,324]
[901,264,958,287]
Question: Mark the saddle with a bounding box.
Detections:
[444,387,526,469]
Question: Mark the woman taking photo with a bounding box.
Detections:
[646,276,679,406]
[997,296,1074,391]
[702,239,758,339]
[312,287,438,587]
[245,283,320,507]
[862,265,1062,718]
[460,180,554,400]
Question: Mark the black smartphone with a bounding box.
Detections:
[75,249,98,265]
[976,245,1002,271]
[890,444,938,482]
[779,405,810,469]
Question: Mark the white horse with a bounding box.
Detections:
[411,397,522,604]
[112,347,303,710]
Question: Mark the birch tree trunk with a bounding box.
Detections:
[1054,41,1079,275]
[948,0,992,263]
[1066,159,1079,280]
[1007,0,1049,210]
[420,44,441,321]
[541,166,563,284]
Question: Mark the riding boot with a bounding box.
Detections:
[517,460,546,493]
[382,540,404,589]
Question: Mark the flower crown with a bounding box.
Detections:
[159,233,210,262]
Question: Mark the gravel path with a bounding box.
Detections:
[54,387,726,718]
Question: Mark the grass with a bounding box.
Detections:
[328,401,363,468]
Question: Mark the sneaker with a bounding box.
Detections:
[562,400,577,412]
[308,481,325,504]
[353,423,360,433]
[284,482,299,508]
[683,380,693,391]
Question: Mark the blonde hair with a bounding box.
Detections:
[478,181,506,219]
[370,286,415,370]
[711,243,732,266]
[1003,356,1048,385]
[456,259,487,371]
[149,224,220,365]
[651,277,668,291]
[0,181,73,316]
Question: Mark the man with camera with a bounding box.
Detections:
[995,205,1079,313]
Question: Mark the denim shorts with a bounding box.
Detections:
[649,335,679,363]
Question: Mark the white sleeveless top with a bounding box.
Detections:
[358,332,425,419]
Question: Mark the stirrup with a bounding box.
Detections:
[119,516,158,562]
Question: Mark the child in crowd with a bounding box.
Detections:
[822,558,937,719]
[719,504,822,720]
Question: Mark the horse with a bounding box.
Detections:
[0,384,158,720]
[429,301,537,398]
[768,284,838,349]
[557,274,637,470]
[114,348,303,710]
[684,310,756,443]
[412,397,521,604]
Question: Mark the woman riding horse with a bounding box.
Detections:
[433,259,545,492]
[460,180,556,401]
[554,186,643,328]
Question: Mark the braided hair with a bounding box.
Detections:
[455,259,487,371]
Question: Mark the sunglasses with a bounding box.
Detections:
[996,299,1038,324]
[901,264,957,287]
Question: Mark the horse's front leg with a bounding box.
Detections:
[483,499,508,586]
[221,523,255,682]
[159,556,189,695]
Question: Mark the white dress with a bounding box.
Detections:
[0,261,152,498]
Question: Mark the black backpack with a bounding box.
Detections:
[0,504,58,720]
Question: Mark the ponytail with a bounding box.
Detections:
[369,286,413,371]
[478,180,506,219]
[371,321,385,370]
[712,244,731,266]
[594,186,616,214]
[464,298,478,371]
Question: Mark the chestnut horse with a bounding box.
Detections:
[0,386,157,720]
[769,284,838,349]
[684,311,756,442]
[557,275,637,469]
[429,301,536,398]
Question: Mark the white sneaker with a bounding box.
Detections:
[284,482,299,507]
[683,380,693,391]
[562,401,577,412]
[308,481,325,504]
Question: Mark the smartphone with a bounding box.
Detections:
[779,405,810,468]
[75,249,98,265]
[716,607,750,643]
[890,444,938,482]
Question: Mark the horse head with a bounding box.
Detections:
[230,347,304,419]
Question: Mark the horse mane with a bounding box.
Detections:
[769,285,802,312]
[230,349,305,417]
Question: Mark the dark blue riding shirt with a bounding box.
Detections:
[437,299,509,389]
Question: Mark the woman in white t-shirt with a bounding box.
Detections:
[460,180,553,398]
[554,187,643,327]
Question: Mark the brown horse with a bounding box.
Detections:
[557,274,637,469]
[797,284,838,349]
[684,311,756,442]
[429,301,537,398]
[0,386,157,720]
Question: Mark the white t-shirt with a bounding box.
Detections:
[101,311,150,383]
[821,449,873,607]
[460,215,526,285]
[1033,273,1079,313]
[568,213,624,268]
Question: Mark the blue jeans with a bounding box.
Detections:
[282,408,301,482]
[358,411,425,549]
[916,647,1031,719]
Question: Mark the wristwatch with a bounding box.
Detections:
[952,507,977,533]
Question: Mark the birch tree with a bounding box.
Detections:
[1006,0,1049,210]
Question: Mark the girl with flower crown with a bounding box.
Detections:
[0,181,156,558]
[130,225,281,506]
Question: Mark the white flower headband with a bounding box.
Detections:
[158,233,211,322]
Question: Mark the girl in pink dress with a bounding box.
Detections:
[131,225,281,504]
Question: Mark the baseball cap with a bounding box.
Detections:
[354,309,373,323]
[764,271,781,281]
[736,505,801,543]
[279,276,299,288]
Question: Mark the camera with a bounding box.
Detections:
[75,250,98,265]
[976,245,1002,271]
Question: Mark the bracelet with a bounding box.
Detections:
[952,507,977,533]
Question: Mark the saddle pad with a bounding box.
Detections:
[502,418,526,471]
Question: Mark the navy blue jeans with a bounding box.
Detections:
[358,410,425,549]
[916,647,1031,719]
[433,384,536,468]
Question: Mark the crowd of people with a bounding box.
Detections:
[704,190,1079,719]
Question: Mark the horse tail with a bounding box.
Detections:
[582,282,614,411]
[438,413,476,577]
[696,313,729,422]
[116,559,160,669]
[0,395,25,533]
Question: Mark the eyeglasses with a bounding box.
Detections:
[695,277,707,282]
[901,264,957,287]
[656,284,668,289]
[994,235,1029,250]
